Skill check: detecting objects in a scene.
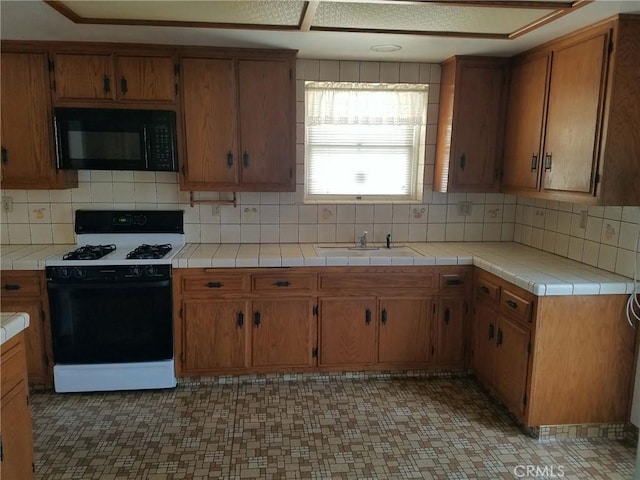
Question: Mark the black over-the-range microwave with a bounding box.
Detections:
[54,107,178,172]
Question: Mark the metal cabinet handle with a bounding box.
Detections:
[497,329,503,346]
[120,76,128,94]
[1,147,7,164]
[530,154,538,171]
[481,285,490,294]
[460,154,466,171]
[365,308,371,325]
[254,311,261,327]
[381,309,387,325]
[227,152,234,168]
[243,152,249,168]
[446,279,462,286]
[544,153,552,171]
[103,75,111,94]
[444,308,450,324]
[237,312,244,327]
[2,284,21,291]
[274,280,290,287]
[207,282,223,288]
[506,300,518,309]
[488,323,494,339]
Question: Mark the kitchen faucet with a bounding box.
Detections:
[359,231,368,247]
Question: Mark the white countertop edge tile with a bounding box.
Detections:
[0,311,30,345]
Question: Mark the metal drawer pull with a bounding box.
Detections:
[1,147,7,164]
[237,312,244,327]
[254,311,261,327]
[460,154,466,170]
[227,152,233,168]
[243,152,249,168]
[530,153,537,171]
[446,279,462,286]
[444,308,450,324]
[488,323,494,339]
[103,75,111,94]
[544,153,552,171]
[2,284,21,290]
[497,329,503,346]
[506,299,518,309]
[365,308,371,325]
[207,282,224,288]
[381,309,387,325]
[120,77,128,94]
[274,280,290,287]
[481,285,490,294]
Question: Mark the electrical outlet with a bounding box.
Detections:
[457,201,472,216]
[579,210,588,229]
[1,196,13,213]
[212,205,220,216]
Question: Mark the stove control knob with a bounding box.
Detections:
[145,265,157,277]
[58,267,72,279]
[73,267,86,279]
[128,266,142,277]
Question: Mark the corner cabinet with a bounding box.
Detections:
[502,15,640,205]
[471,268,635,427]
[434,56,507,193]
[0,49,76,189]
[180,50,296,192]
[1,332,35,480]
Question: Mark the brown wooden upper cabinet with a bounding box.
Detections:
[0,49,76,189]
[180,53,296,192]
[434,56,507,193]
[52,52,177,103]
[502,15,640,205]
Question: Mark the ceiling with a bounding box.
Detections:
[1,1,640,62]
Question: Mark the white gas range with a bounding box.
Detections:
[45,210,185,393]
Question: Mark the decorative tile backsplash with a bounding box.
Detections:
[513,198,640,278]
[1,58,638,280]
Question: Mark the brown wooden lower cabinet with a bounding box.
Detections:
[471,269,635,427]
[319,297,377,366]
[1,332,35,480]
[435,295,467,368]
[0,270,53,384]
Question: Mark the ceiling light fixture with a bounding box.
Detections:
[370,44,402,52]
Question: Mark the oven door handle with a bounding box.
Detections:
[48,280,171,290]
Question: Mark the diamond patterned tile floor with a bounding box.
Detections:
[31,377,635,479]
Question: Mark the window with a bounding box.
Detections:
[305,81,428,203]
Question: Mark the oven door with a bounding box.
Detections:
[48,279,173,365]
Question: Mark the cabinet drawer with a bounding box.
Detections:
[1,272,40,297]
[501,289,532,322]
[252,273,316,294]
[475,277,500,303]
[319,272,436,292]
[182,273,249,294]
[1,334,27,400]
[439,273,467,291]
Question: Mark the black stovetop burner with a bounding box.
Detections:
[63,244,116,261]
[126,244,173,260]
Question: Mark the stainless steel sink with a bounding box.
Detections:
[314,245,419,257]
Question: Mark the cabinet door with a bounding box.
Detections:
[54,53,115,101]
[0,52,63,190]
[319,297,377,366]
[182,299,247,373]
[0,300,48,384]
[435,296,466,367]
[471,299,496,385]
[502,54,550,192]
[251,298,315,368]
[378,298,433,365]
[447,59,505,192]
[542,32,609,195]
[116,55,176,102]
[181,57,238,187]
[0,386,35,480]
[238,60,294,190]
[494,315,530,417]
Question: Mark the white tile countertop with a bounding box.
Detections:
[1,242,636,297]
[1,311,30,345]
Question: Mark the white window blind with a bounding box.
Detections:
[305,81,428,202]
